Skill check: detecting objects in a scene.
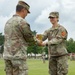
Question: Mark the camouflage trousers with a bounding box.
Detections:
[4,59,28,75]
[49,55,68,75]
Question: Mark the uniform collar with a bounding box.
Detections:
[13,14,20,17]
[50,24,60,30]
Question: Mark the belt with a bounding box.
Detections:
[50,54,68,58]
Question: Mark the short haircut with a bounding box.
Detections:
[16,4,24,12]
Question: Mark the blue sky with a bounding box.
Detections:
[0,0,75,40]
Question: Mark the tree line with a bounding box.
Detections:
[0,32,75,54]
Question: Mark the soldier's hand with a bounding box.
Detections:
[36,39,47,46]
[42,42,48,46]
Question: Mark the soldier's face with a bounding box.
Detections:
[49,17,58,24]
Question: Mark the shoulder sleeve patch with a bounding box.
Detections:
[61,31,66,36]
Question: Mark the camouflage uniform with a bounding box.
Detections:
[42,12,68,75]
[3,1,35,75]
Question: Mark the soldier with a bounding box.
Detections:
[3,1,36,75]
[42,51,46,63]
[36,11,68,75]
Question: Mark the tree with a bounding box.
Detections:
[32,30,37,36]
[0,33,4,53]
[0,33,4,45]
[66,38,75,53]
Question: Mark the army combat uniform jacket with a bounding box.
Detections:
[42,24,68,57]
[3,14,35,60]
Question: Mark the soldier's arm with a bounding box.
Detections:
[19,19,36,46]
[36,30,48,41]
[48,28,68,45]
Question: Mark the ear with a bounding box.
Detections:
[57,18,59,22]
[21,8,25,12]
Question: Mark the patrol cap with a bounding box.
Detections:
[48,12,59,18]
[18,0,30,13]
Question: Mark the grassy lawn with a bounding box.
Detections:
[0,58,75,75]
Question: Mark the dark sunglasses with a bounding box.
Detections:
[49,17,56,19]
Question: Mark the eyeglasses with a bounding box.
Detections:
[49,17,56,19]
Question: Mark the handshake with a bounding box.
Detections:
[36,34,48,46]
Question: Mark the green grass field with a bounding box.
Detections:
[0,59,75,75]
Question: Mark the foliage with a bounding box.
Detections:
[66,38,75,53]
[0,33,4,45]
[27,45,43,57]
[0,33,4,53]
[32,30,37,36]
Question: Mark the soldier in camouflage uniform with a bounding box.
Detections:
[3,1,36,75]
[37,12,68,75]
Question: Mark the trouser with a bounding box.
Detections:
[49,55,68,75]
[4,59,28,75]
